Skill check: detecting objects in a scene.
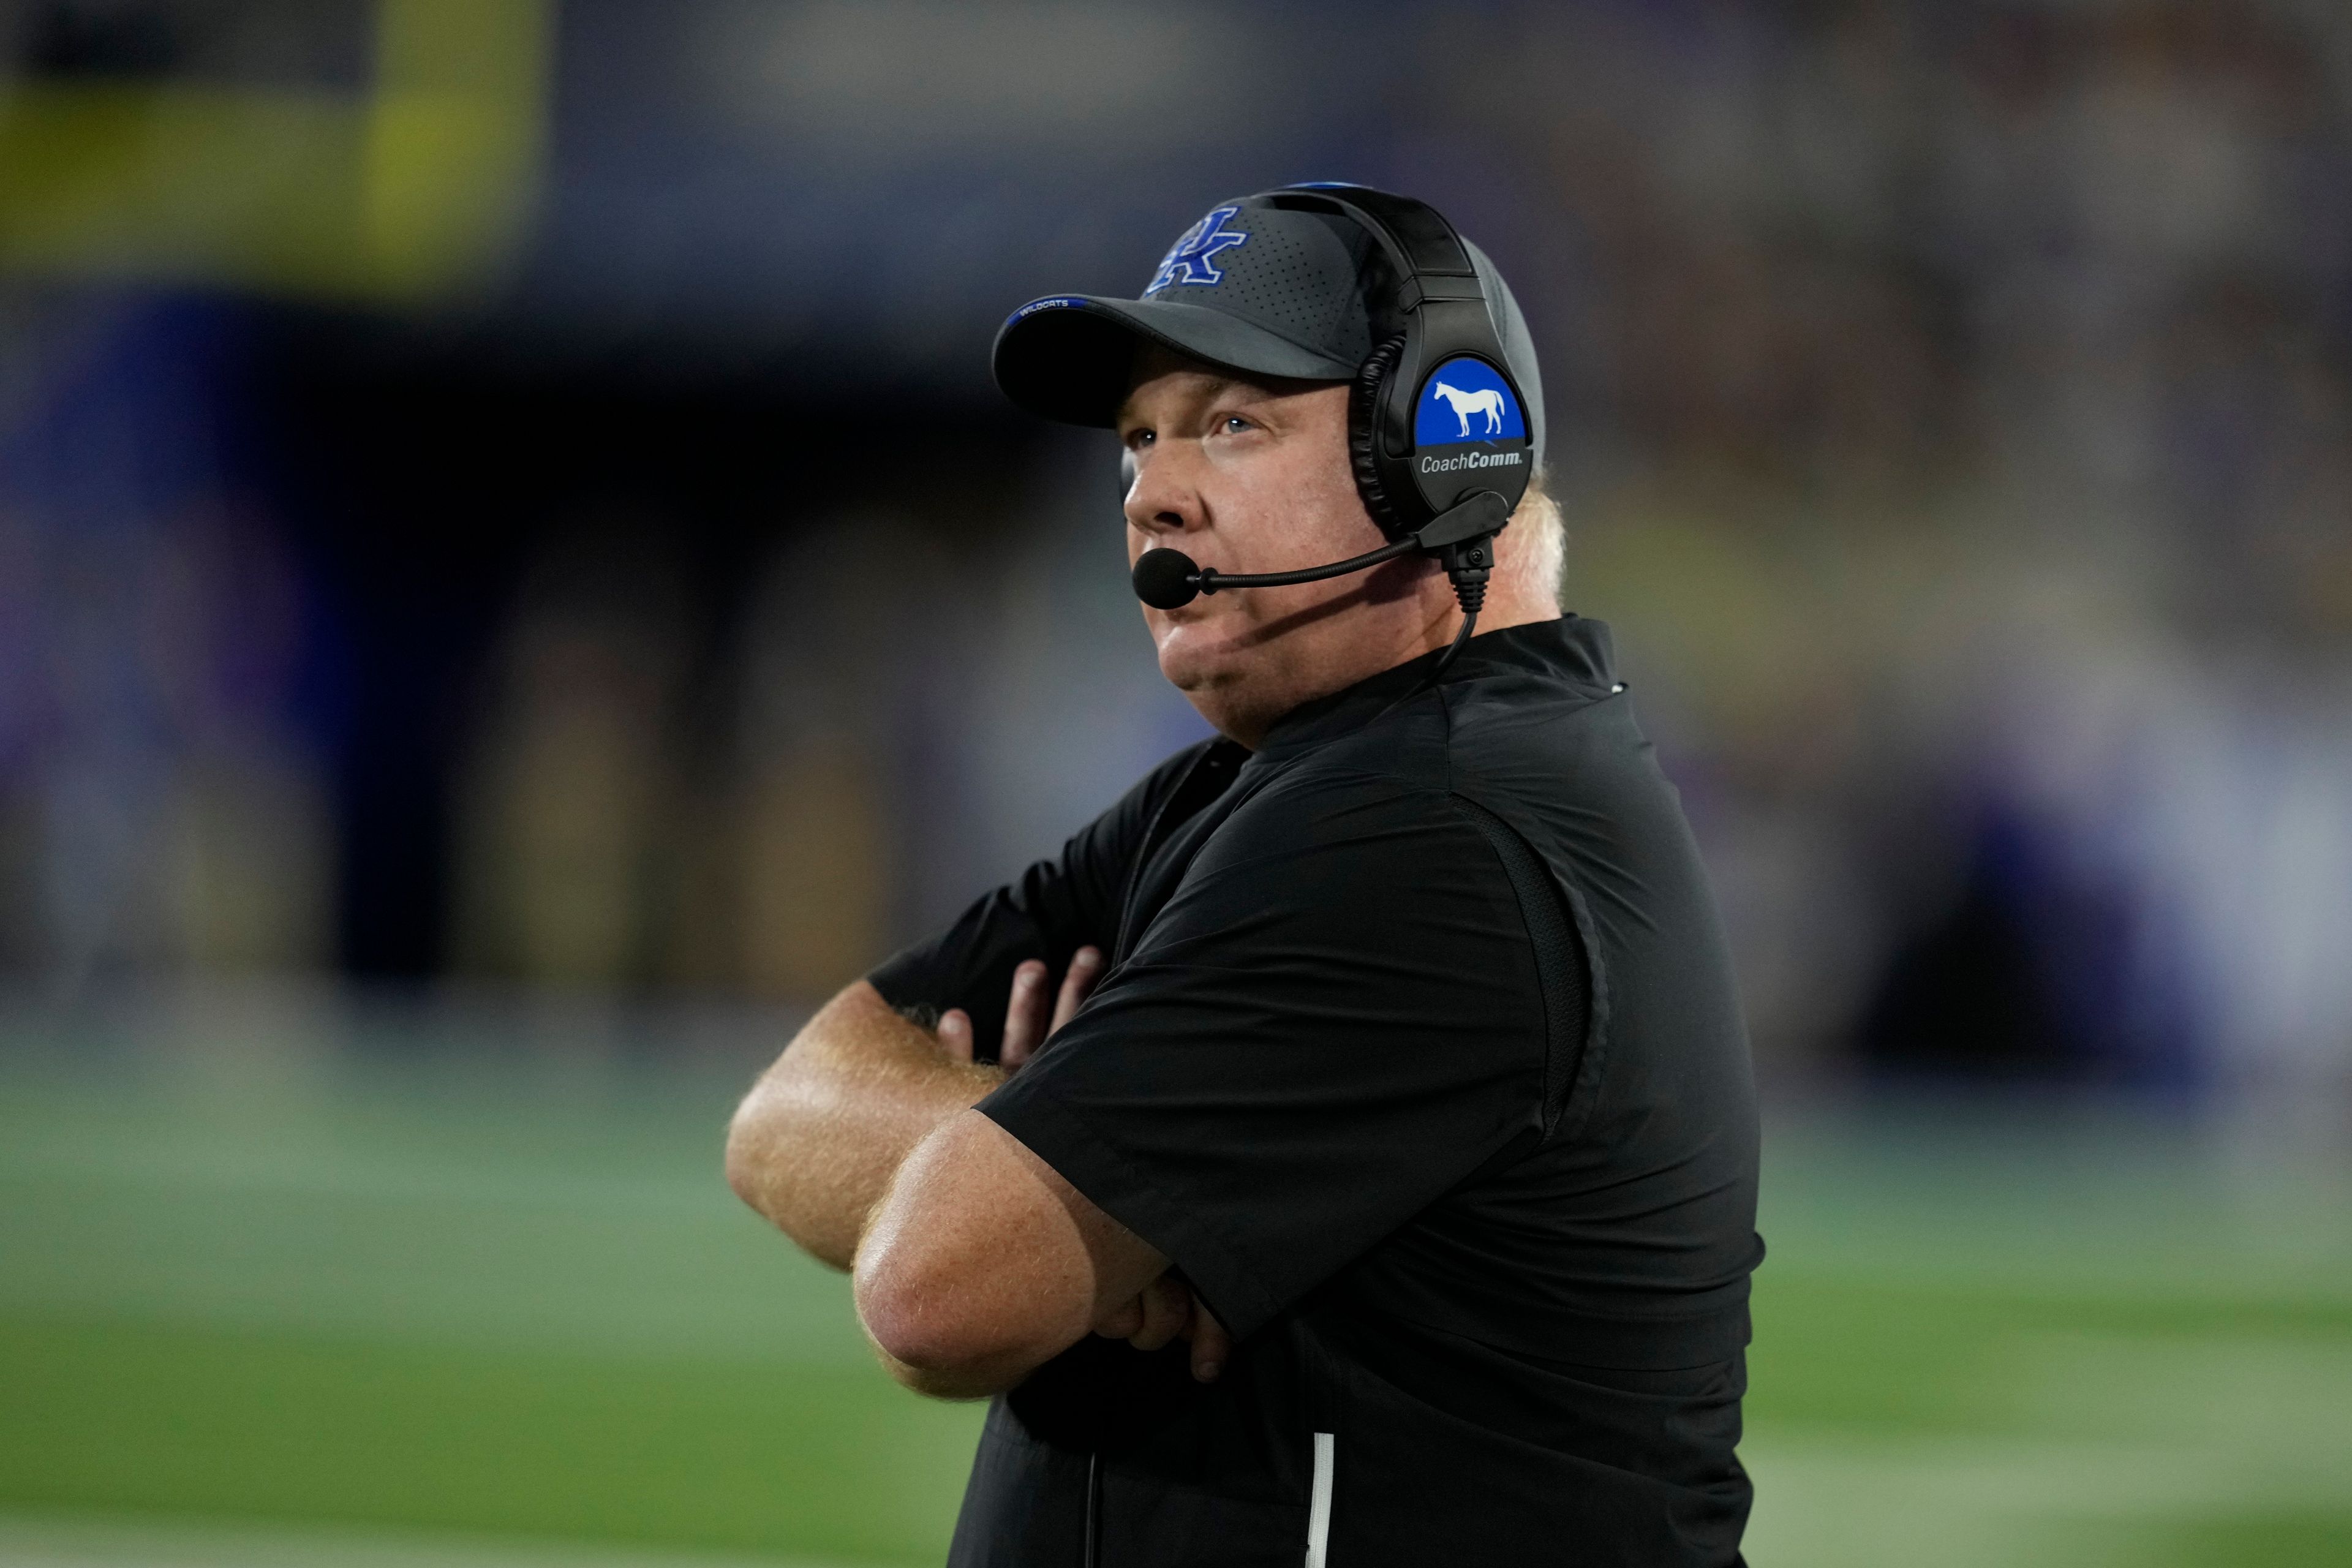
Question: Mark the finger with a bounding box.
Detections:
[1049,946,1104,1036]
[1092,1294,1144,1340]
[937,1009,974,1065]
[1188,1301,1231,1383]
[999,960,1050,1069]
[1127,1275,1192,1353]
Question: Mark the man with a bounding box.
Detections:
[726,189,1763,1566]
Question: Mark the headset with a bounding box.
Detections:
[1128,184,1536,677]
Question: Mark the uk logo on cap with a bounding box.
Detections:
[1146,205,1249,294]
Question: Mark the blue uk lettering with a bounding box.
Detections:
[1147,206,1250,293]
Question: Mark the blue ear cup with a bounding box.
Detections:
[1261,187,1531,543]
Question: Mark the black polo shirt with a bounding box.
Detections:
[870,616,1763,1568]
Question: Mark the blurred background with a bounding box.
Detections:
[1,1,2348,1565]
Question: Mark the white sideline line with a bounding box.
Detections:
[0,1513,872,1568]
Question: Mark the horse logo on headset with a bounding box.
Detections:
[1147,206,1250,293]
[1430,380,1507,437]
[1414,356,1526,448]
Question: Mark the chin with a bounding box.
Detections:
[1155,622,1289,742]
[1155,617,1249,691]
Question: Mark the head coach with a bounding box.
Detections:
[726,186,1765,1567]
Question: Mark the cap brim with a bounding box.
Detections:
[993,296,1361,428]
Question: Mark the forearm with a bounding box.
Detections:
[852,1107,1215,1401]
[725,980,1001,1270]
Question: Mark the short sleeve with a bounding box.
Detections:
[867,741,1216,1062]
[976,770,1551,1340]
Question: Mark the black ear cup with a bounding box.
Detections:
[1349,336,1410,538]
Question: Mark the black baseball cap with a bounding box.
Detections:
[993,190,1547,466]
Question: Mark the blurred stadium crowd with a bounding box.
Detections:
[2,0,2349,1093]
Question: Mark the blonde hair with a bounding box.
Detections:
[1498,470,1565,613]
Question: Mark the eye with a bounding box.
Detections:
[1220,415,1255,435]
[1126,428,1155,450]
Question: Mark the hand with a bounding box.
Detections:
[937,946,1104,1070]
[1092,1273,1231,1383]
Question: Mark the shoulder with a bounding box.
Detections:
[1407,655,1692,865]
[1160,752,1517,965]
[1212,750,1465,870]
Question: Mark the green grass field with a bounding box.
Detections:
[3,993,2348,1566]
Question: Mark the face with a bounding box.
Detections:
[1117,346,1446,746]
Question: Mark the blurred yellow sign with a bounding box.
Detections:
[0,0,548,301]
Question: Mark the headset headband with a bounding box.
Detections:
[1262,187,1488,313]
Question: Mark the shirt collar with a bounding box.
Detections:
[1250,615,1618,759]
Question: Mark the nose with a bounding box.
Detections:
[1122,442,1204,540]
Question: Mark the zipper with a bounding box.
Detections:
[1084,1448,1101,1568]
[1305,1431,1334,1567]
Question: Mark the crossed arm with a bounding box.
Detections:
[725,951,1227,1400]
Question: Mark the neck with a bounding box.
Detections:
[1208,584,1559,749]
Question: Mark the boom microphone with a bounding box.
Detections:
[1131,535,1417,610]
[1129,490,1510,611]
[1129,489,1514,682]
[1131,546,1213,611]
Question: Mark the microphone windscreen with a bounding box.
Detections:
[1131,548,1201,609]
